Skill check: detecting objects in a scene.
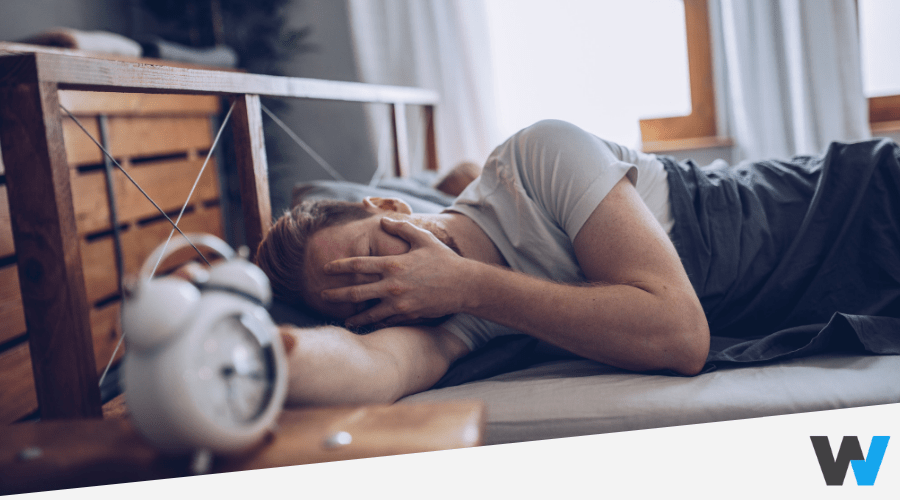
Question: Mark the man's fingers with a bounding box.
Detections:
[345,304,394,328]
[321,283,381,303]
[381,217,437,246]
[324,256,386,275]
[371,314,417,329]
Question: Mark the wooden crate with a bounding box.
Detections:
[0,91,223,423]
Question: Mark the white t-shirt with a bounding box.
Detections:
[439,120,673,351]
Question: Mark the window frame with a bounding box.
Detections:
[869,95,900,134]
[639,0,900,153]
[639,0,727,153]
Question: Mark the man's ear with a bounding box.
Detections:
[362,196,413,215]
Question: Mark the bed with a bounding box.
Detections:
[286,172,900,445]
[1,46,897,448]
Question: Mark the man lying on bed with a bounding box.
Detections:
[254,120,900,407]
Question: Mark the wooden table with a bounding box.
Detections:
[0,401,484,495]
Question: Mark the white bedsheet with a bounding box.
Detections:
[401,353,900,445]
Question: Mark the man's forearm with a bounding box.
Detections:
[458,261,709,375]
[280,325,401,406]
[280,324,468,407]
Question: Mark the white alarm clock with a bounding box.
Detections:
[121,234,288,456]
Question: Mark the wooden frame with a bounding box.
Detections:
[639,0,730,153]
[869,95,900,134]
[0,49,440,420]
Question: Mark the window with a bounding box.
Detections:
[859,0,900,133]
[489,0,899,153]
[637,0,727,152]
[485,0,694,150]
[641,0,900,150]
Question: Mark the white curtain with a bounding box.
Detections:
[347,0,499,178]
[712,0,870,161]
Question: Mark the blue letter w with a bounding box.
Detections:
[851,436,890,486]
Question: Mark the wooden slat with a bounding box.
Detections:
[642,135,734,154]
[71,157,220,234]
[59,90,219,116]
[80,236,116,305]
[81,207,224,304]
[0,265,26,344]
[424,105,440,172]
[0,302,126,425]
[63,116,213,167]
[391,103,411,178]
[0,184,14,258]
[0,41,245,72]
[0,52,439,105]
[871,119,900,135]
[231,95,271,255]
[0,344,38,424]
[869,95,900,124]
[90,301,124,373]
[0,80,102,419]
[107,116,212,159]
[61,115,102,166]
[120,207,224,274]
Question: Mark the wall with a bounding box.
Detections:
[263,0,377,216]
[0,0,130,41]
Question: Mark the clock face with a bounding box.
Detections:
[189,312,277,425]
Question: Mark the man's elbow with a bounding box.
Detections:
[665,313,710,376]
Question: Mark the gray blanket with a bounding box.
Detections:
[661,138,900,367]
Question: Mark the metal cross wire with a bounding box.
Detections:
[61,99,236,387]
[61,105,216,268]
[259,102,345,182]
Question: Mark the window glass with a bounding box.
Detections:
[858,0,900,97]
[485,0,691,148]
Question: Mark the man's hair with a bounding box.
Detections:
[255,200,373,310]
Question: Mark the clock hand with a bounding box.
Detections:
[221,357,267,381]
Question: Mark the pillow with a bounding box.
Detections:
[291,179,453,214]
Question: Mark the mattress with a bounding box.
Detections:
[400,353,900,445]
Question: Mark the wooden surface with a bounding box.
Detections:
[0,51,439,105]
[391,103,411,178]
[424,105,440,172]
[0,80,102,419]
[0,401,485,495]
[63,115,214,166]
[70,157,219,233]
[0,265,26,344]
[231,94,271,254]
[0,185,13,258]
[870,95,900,125]
[641,135,734,154]
[0,345,38,424]
[0,41,244,73]
[871,119,900,135]
[59,90,220,116]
